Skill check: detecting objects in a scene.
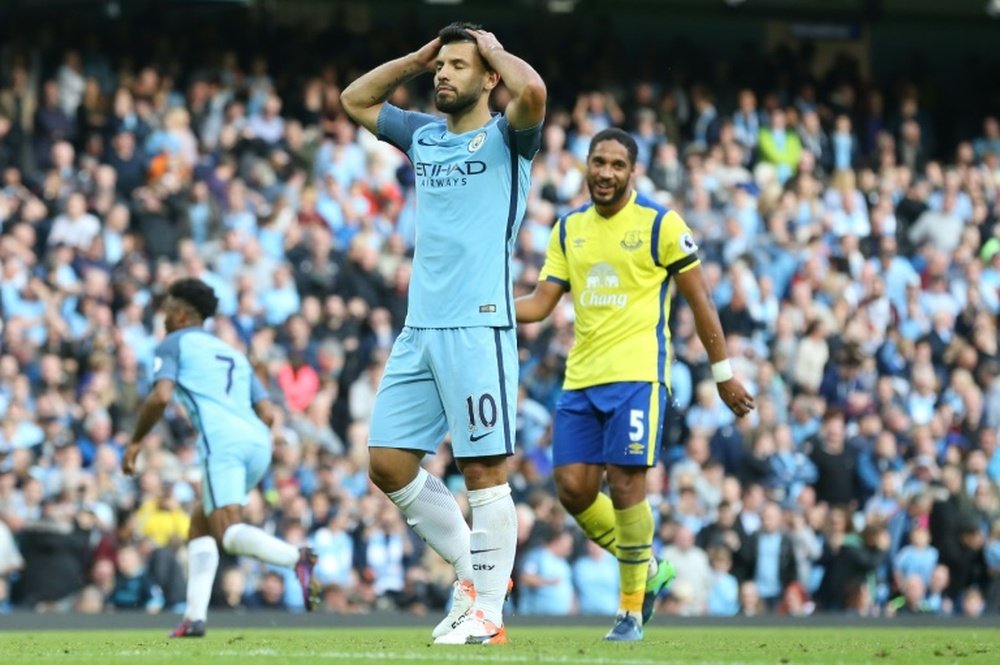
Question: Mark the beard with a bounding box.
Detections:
[434,86,480,114]
[587,177,629,207]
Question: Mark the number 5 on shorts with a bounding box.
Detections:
[629,409,645,442]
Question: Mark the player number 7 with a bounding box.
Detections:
[215,354,235,395]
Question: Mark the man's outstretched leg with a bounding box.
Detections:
[370,448,475,638]
[209,505,319,611]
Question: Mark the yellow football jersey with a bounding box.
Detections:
[539,191,700,390]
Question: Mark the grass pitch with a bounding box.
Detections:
[0,626,996,664]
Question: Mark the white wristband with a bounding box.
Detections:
[711,359,734,383]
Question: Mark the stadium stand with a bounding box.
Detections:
[0,3,998,618]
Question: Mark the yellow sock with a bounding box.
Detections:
[573,494,618,557]
[615,500,654,614]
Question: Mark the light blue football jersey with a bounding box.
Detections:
[377,104,541,328]
[153,327,271,456]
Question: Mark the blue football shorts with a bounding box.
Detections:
[369,326,517,459]
[201,440,271,514]
[552,381,668,468]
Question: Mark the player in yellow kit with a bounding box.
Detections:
[516,128,754,641]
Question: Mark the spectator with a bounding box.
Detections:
[891,574,930,615]
[278,351,321,414]
[107,545,163,613]
[815,522,890,611]
[808,411,858,508]
[706,547,740,616]
[690,85,721,149]
[973,116,1000,160]
[757,108,801,184]
[776,580,814,617]
[893,526,939,589]
[572,541,619,616]
[738,580,764,617]
[661,525,712,616]
[134,483,190,548]
[519,529,575,616]
[245,570,288,610]
[925,564,954,615]
[14,500,94,609]
[732,89,761,152]
[47,192,100,250]
[737,503,797,609]
[312,511,355,589]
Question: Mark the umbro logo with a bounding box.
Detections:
[470,431,495,442]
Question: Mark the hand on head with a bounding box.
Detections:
[466,29,503,55]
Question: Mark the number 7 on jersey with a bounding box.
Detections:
[215,354,235,395]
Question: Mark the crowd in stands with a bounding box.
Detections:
[0,14,999,618]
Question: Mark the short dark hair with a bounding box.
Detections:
[588,128,638,167]
[168,278,219,320]
[438,21,482,44]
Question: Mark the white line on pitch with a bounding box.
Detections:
[117,649,694,665]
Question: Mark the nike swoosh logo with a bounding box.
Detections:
[469,431,495,442]
[470,548,500,555]
[416,137,438,146]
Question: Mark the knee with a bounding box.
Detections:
[368,461,396,493]
[556,473,598,515]
[459,456,507,491]
[606,467,646,506]
[210,515,240,551]
[368,451,414,494]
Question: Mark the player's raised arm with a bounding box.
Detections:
[122,378,175,475]
[340,37,442,134]
[515,280,564,323]
[674,265,755,418]
[468,29,546,130]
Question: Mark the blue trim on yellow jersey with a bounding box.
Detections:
[558,201,593,255]
[635,194,670,267]
[655,277,670,385]
[634,194,675,386]
[545,275,570,290]
[503,122,519,328]
[493,329,514,455]
[649,208,667,267]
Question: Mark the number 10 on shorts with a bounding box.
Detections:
[466,393,498,430]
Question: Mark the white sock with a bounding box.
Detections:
[185,536,219,622]
[387,468,473,581]
[468,483,517,626]
[221,523,299,568]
